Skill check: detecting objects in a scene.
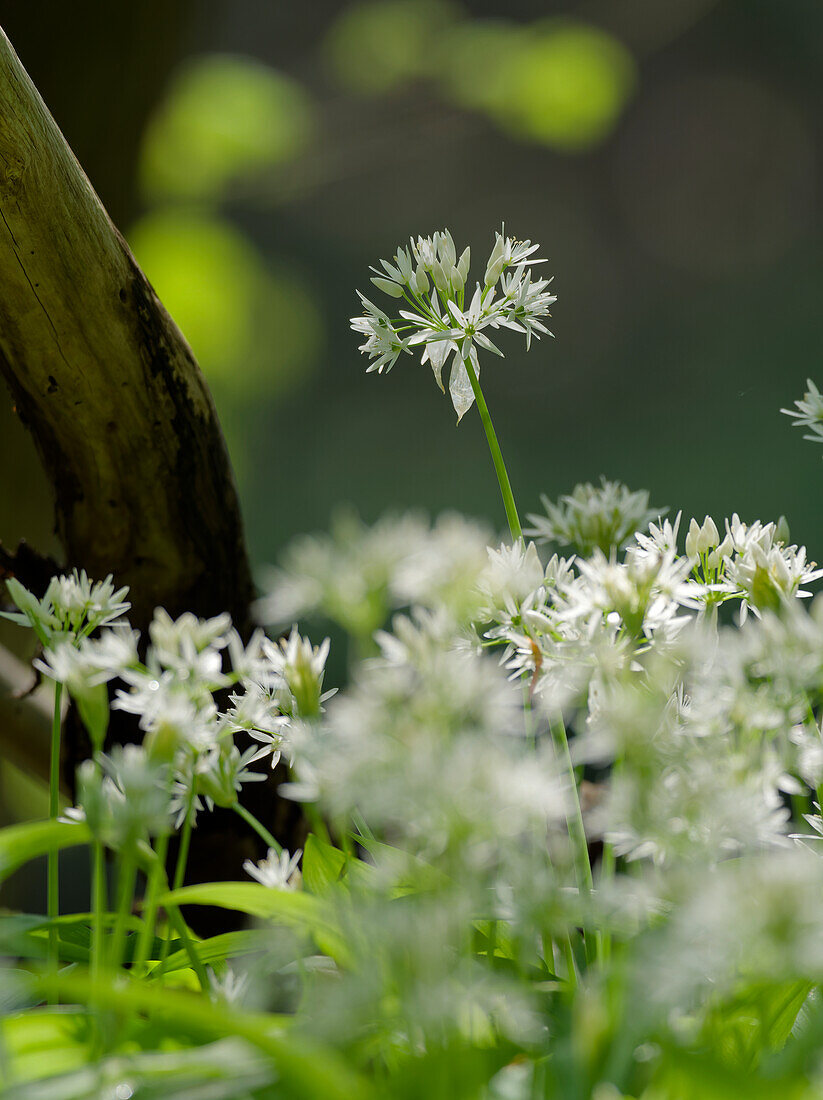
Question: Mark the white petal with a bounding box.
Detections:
[449,351,476,423]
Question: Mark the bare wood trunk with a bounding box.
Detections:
[0,24,254,638]
[0,27,304,914]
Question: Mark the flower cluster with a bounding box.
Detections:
[2,569,130,646]
[782,377,823,446]
[24,593,332,845]
[350,226,556,420]
[526,477,665,556]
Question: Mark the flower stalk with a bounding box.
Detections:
[463,353,522,541]
[47,680,63,997]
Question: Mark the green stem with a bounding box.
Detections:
[133,831,169,972]
[173,790,196,892]
[47,680,63,999]
[463,354,522,541]
[164,902,209,992]
[109,852,137,972]
[550,717,597,967]
[599,841,616,966]
[233,802,282,855]
[562,932,578,991]
[157,786,195,976]
[91,840,106,980]
[134,844,208,992]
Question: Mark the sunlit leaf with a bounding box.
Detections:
[140,54,313,202]
[324,0,460,94]
[129,211,323,401]
[0,820,90,884]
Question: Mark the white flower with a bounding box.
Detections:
[353,226,555,421]
[208,965,250,1006]
[483,228,544,286]
[716,514,823,619]
[526,479,665,557]
[45,571,130,635]
[148,608,232,682]
[194,744,266,810]
[684,515,720,559]
[114,669,219,751]
[350,293,412,374]
[243,847,302,890]
[2,570,130,645]
[34,626,140,691]
[782,379,823,445]
[559,545,702,640]
[497,266,556,349]
[262,627,332,720]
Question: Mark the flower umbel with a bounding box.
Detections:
[351,225,556,422]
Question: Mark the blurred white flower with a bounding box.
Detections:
[244,847,302,890]
[526,479,665,557]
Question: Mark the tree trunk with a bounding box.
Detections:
[0,26,304,916]
[0,23,254,635]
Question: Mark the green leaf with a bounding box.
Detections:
[158,882,351,966]
[0,912,162,966]
[1,1008,89,1086]
[0,820,90,883]
[158,929,271,975]
[34,969,376,1100]
[72,682,109,754]
[302,834,346,896]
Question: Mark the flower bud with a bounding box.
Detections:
[450,263,464,291]
[74,681,110,755]
[370,276,404,298]
[457,246,471,283]
[414,265,429,296]
[440,229,456,269]
[707,532,734,569]
[144,719,183,765]
[484,256,506,287]
[686,516,719,558]
[394,247,413,283]
[685,519,701,560]
[432,260,449,294]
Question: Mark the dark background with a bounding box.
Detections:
[1,0,822,638]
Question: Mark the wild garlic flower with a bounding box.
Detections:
[148,609,233,683]
[559,545,703,641]
[724,528,823,619]
[194,743,266,811]
[351,226,556,421]
[255,511,431,638]
[77,747,171,849]
[208,965,251,1006]
[782,378,823,445]
[789,802,823,850]
[226,680,290,770]
[243,847,302,890]
[2,570,130,646]
[261,627,332,720]
[526,479,665,557]
[684,513,823,619]
[286,635,567,863]
[475,540,546,625]
[256,512,492,640]
[34,626,141,692]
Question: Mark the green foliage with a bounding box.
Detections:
[129,211,322,400]
[0,820,90,884]
[139,54,313,203]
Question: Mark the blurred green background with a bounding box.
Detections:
[2,0,823,600]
